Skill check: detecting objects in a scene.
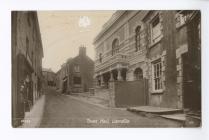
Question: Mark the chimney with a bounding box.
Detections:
[79,45,86,56]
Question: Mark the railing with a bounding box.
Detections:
[95,53,128,72]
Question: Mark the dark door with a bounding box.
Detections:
[182,53,201,110]
[62,80,67,93]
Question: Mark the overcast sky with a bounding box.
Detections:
[38,11,114,72]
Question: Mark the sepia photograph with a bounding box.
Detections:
[11,10,201,128]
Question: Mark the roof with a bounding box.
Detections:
[93,11,126,44]
[42,68,54,73]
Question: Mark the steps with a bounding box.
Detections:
[127,106,183,115]
[127,106,185,124]
[160,114,186,122]
[127,106,201,127]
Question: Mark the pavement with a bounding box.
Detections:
[19,95,45,128]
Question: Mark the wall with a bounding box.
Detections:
[161,11,178,108]
[109,80,148,107]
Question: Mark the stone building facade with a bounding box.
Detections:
[12,11,44,127]
[56,47,94,94]
[93,10,201,110]
[42,68,56,88]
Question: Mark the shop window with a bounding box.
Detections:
[26,37,29,56]
[32,51,34,65]
[152,59,163,92]
[198,22,201,47]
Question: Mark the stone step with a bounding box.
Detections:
[127,106,183,115]
[160,114,186,122]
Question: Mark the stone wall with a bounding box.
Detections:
[108,81,116,107]
[147,50,166,106]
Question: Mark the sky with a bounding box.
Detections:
[38,11,114,72]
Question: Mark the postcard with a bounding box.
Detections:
[11,10,201,128]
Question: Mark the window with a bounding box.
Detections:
[99,53,102,63]
[175,11,188,28]
[198,22,201,47]
[73,76,81,84]
[152,59,163,92]
[26,37,29,56]
[150,15,162,44]
[27,14,31,27]
[135,26,141,51]
[65,67,68,75]
[112,38,119,55]
[74,65,80,72]
[134,68,143,80]
[32,51,34,65]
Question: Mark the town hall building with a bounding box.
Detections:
[93,10,201,110]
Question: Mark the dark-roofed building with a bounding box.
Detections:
[56,46,94,94]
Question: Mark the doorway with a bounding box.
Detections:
[62,78,67,93]
[182,53,201,110]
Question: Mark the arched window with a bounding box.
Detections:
[135,26,141,51]
[134,67,143,80]
[112,38,119,55]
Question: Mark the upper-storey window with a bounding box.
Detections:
[99,53,102,63]
[150,15,162,44]
[135,26,141,51]
[27,14,31,27]
[112,38,119,55]
[175,11,188,28]
[74,65,80,73]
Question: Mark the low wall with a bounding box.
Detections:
[109,80,148,108]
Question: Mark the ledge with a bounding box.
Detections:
[149,36,163,49]
[150,90,164,95]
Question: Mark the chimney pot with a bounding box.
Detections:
[79,46,86,56]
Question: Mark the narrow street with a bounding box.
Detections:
[38,88,182,128]
[12,11,202,129]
